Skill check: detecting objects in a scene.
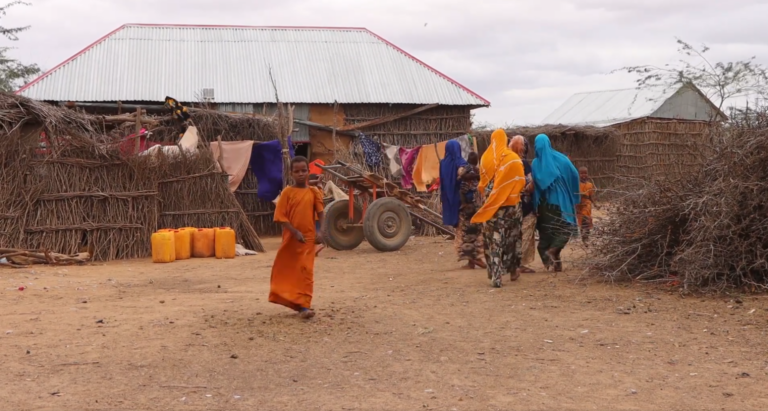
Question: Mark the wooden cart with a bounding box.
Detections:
[318,161,454,252]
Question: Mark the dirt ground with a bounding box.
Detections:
[2,235,768,411]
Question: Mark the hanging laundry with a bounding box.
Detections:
[412,141,447,191]
[309,159,325,175]
[210,141,256,192]
[398,146,422,189]
[383,144,403,178]
[119,128,149,156]
[178,125,199,152]
[456,134,473,160]
[250,137,295,202]
[359,134,382,167]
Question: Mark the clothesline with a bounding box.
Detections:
[357,134,478,192]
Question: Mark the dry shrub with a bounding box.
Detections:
[589,123,768,292]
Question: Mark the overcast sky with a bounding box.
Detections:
[5,0,768,126]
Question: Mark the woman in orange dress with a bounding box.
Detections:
[270,156,325,319]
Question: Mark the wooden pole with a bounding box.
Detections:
[133,107,142,154]
[332,101,339,158]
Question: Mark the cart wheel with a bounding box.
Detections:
[363,197,412,252]
[323,199,364,251]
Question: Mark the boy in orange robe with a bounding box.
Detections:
[270,156,325,319]
[576,166,596,244]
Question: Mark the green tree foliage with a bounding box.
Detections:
[0,1,40,92]
[615,39,768,114]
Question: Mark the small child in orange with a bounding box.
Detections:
[576,166,596,243]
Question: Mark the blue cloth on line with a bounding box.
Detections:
[439,140,468,227]
[250,136,295,202]
[359,134,382,167]
[531,134,580,225]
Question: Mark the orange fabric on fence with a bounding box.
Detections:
[269,186,324,311]
[309,159,325,175]
[412,141,447,191]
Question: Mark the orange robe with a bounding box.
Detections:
[576,181,595,228]
[270,186,324,311]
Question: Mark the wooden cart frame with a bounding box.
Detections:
[318,161,453,252]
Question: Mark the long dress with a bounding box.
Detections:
[269,186,324,311]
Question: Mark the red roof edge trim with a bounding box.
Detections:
[15,24,129,94]
[363,28,490,106]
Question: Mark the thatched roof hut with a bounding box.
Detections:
[473,125,620,189]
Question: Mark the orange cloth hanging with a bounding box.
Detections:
[412,141,447,191]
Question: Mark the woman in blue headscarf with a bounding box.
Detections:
[440,140,485,269]
[531,134,580,272]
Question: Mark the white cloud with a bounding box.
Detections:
[3,0,768,126]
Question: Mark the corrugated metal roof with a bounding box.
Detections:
[17,24,488,106]
[541,87,680,126]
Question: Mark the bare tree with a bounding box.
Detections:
[614,39,768,114]
[0,1,41,92]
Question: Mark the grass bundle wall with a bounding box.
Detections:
[473,125,620,191]
[613,118,713,184]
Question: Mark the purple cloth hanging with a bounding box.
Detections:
[398,146,422,189]
[250,136,295,201]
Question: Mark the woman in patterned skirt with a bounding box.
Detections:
[472,129,526,288]
[440,141,485,269]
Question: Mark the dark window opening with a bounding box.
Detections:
[293,142,310,159]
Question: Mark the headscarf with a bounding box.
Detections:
[531,134,580,224]
[471,130,526,224]
[439,140,467,227]
[479,129,509,193]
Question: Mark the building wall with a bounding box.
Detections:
[651,86,720,121]
[307,104,350,164]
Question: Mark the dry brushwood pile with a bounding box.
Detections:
[589,124,768,291]
[0,93,269,261]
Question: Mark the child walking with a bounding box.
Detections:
[576,166,596,244]
[269,156,325,319]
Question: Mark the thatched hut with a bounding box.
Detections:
[0,93,266,261]
[541,84,725,184]
[473,125,620,189]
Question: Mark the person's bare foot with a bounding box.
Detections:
[519,266,535,274]
[510,269,521,281]
[545,249,557,271]
[472,258,487,269]
[299,309,316,319]
[462,262,475,270]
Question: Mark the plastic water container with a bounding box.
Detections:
[151,231,176,263]
[215,227,236,259]
[173,229,192,260]
[192,228,215,258]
